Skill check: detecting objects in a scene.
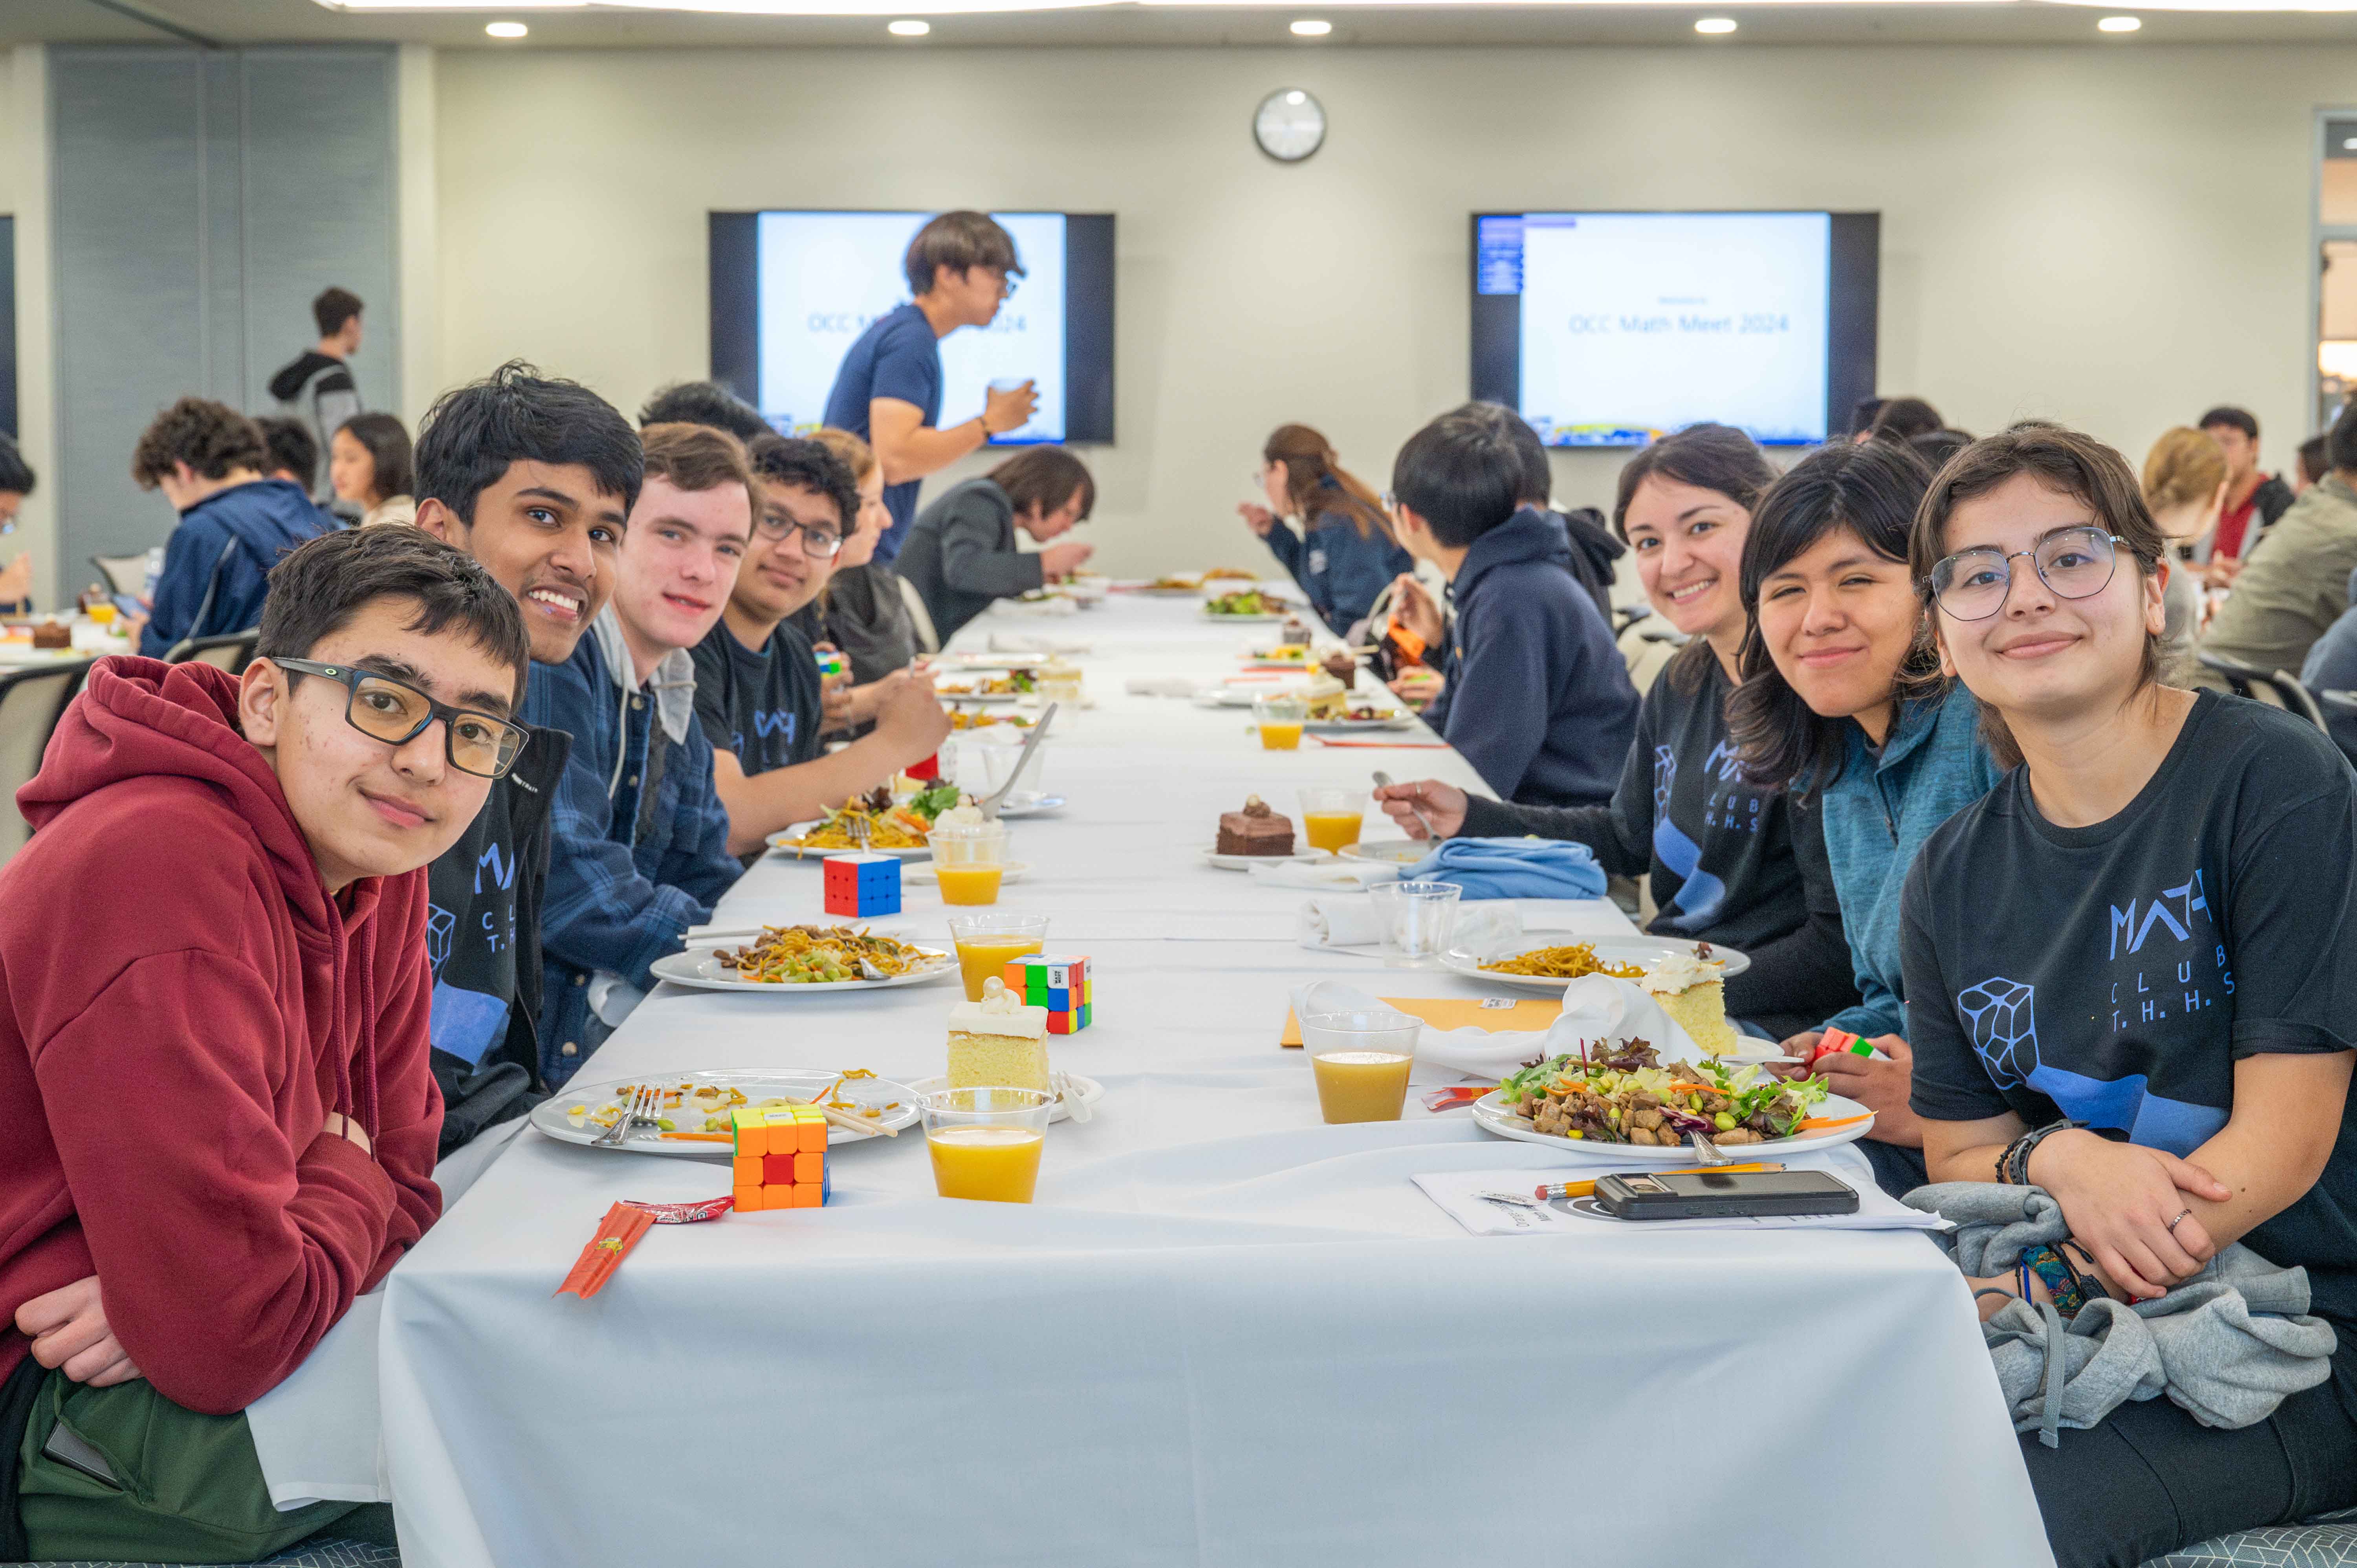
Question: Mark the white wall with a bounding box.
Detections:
[5,44,53,609]
[433,42,2348,576]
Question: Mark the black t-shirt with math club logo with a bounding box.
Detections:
[1903,690,2357,1327]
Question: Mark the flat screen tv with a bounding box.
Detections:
[1470,210,1879,447]
[710,209,1114,445]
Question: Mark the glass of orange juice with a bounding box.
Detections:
[1252,693,1305,751]
[1301,1009,1420,1124]
[1298,786,1365,853]
[930,820,1007,907]
[924,1085,1053,1202]
[948,911,1049,1000]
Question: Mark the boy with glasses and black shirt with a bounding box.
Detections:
[693,434,950,860]
[408,363,642,1162]
[0,526,529,1563]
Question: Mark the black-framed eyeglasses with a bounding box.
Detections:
[271,658,529,780]
[1928,527,2130,621]
[753,514,843,559]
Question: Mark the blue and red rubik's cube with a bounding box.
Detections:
[1003,954,1092,1035]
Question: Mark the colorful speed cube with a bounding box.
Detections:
[1003,954,1092,1035]
[823,852,901,918]
[730,1105,830,1211]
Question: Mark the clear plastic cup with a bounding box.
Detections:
[1299,786,1366,854]
[1254,693,1305,751]
[931,820,1008,907]
[1301,1009,1421,1123]
[1388,880,1462,960]
[948,911,1049,1000]
[924,1085,1052,1202]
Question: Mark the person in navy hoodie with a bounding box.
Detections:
[1387,403,1640,808]
[1236,423,1412,636]
[133,398,332,658]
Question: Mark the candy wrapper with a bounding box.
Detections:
[555,1196,733,1301]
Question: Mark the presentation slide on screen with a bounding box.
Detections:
[756,211,1067,442]
[1505,212,1830,447]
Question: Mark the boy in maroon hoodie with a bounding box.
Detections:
[0,524,530,1563]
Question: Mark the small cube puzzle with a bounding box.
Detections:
[1003,954,1092,1035]
[823,852,901,918]
[729,1105,830,1211]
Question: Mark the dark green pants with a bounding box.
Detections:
[15,1370,390,1564]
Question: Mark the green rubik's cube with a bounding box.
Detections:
[1003,954,1092,1034]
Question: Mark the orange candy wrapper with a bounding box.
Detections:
[555,1196,735,1300]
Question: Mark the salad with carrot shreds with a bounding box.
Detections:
[1496,1039,1831,1147]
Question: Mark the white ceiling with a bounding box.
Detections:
[14,0,2357,49]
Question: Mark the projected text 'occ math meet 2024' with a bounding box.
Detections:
[1480,211,1833,448]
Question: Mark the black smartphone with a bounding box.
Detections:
[1595,1170,1858,1220]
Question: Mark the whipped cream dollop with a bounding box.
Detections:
[1641,951,1726,995]
[949,976,1048,1036]
[933,802,986,830]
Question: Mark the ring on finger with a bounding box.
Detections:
[2166,1208,2194,1234]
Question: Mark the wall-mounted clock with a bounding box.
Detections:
[1254,88,1326,163]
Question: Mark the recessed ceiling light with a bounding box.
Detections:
[2097,14,2141,29]
[1289,18,1331,35]
[484,19,528,37]
[1694,16,1737,32]
[888,17,929,33]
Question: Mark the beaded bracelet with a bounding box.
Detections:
[1999,1118,2087,1187]
[2018,1245,2095,1318]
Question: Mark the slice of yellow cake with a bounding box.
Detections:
[1642,950,1741,1059]
[947,977,1052,1093]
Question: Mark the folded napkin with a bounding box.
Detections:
[1295,898,1523,953]
[988,632,1092,654]
[1287,975,1698,1079]
[1125,675,1202,698]
[1404,837,1606,901]
[1247,859,1400,891]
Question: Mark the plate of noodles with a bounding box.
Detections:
[534,1068,922,1156]
[649,925,957,994]
[768,802,934,859]
[1441,934,1752,992]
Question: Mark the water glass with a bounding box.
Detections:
[1386,880,1462,960]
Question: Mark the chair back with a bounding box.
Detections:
[1617,613,1686,695]
[898,573,940,655]
[173,630,258,674]
[89,553,149,599]
[0,660,91,862]
[2196,650,2329,731]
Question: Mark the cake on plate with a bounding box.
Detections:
[1217,795,1295,856]
[1301,672,1351,720]
[947,977,1052,1092]
[1643,947,1741,1059]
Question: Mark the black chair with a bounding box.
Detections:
[170,629,260,674]
[0,659,93,861]
[2195,650,2328,731]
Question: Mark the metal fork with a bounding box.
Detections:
[592,1086,643,1149]
[598,1085,659,1149]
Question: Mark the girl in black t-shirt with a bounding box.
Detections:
[1903,423,2357,1568]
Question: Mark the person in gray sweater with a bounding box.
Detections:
[896,447,1096,644]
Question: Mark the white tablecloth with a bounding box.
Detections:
[378,590,2051,1568]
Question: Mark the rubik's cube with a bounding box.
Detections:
[729,1105,830,1211]
[823,852,900,918]
[1004,954,1092,1035]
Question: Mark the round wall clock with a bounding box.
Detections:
[1254,88,1326,163]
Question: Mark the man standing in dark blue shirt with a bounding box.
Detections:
[821,211,1039,564]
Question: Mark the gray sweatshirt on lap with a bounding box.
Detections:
[895,478,1045,645]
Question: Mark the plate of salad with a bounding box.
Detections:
[1470,1039,1875,1162]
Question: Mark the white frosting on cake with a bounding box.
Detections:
[1303,672,1345,700]
[933,802,986,830]
[947,976,1049,1038]
[1641,952,1726,996]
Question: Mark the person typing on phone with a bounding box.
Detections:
[0,527,529,1562]
[0,434,37,614]
[1903,425,2357,1568]
[820,211,1039,566]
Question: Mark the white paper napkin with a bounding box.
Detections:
[1297,895,1388,949]
[1248,859,1399,891]
[1287,975,1701,1079]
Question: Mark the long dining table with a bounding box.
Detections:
[377,586,2052,1568]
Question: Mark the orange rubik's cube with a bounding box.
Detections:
[729,1104,830,1211]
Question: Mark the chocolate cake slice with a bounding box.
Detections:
[1217,794,1296,856]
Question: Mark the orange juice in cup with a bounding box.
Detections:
[935,865,1004,905]
[925,1086,1053,1203]
[1302,1009,1420,1124]
[931,819,1007,907]
[1299,786,1366,853]
[1253,692,1306,751]
[949,912,1049,1001]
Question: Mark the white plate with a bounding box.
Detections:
[904,1073,1103,1124]
[941,653,1049,672]
[935,688,1025,705]
[767,830,933,861]
[1202,611,1288,624]
[994,794,1067,818]
[1339,839,1430,865]
[1440,934,1754,987]
[648,945,957,993]
[1199,845,1334,871]
[1131,584,1204,597]
[1470,1088,1874,1163]
[907,859,1031,886]
[1305,714,1415,733]
[534,1070,923,1156]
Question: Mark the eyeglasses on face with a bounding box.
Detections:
[1928,527,2130,621]
[753,513,843,559]
[270,658,529,780]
